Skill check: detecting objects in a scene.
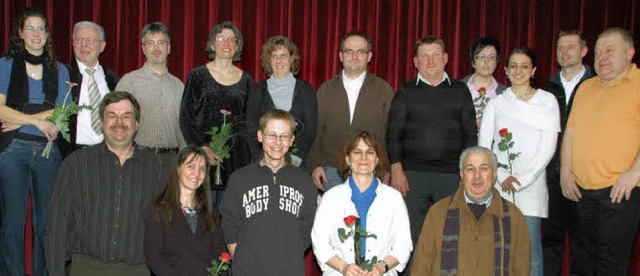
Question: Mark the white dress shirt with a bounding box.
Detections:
[75,60,109,146]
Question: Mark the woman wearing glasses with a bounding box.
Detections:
[246,36,316,170]
[180,21,253,206]
[0,7,70,276]
[478,46,560,276]
[461,37,507,128]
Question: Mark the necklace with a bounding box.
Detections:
[514,87,536,101]
[26,63,37,78]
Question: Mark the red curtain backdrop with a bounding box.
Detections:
[2,0,639,89]
[1,0,640,275]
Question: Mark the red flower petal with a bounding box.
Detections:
[220,251,232,262]
[344,215,357,227]
[499,128,508,137]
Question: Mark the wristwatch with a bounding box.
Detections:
[377,259,389,273]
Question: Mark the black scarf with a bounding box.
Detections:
[6,49,58,112]
[0,49,59,150]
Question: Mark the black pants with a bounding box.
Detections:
[542,172,587,276]
[575,186,640,276]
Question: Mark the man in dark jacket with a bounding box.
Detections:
[59,21,120,158]
[541,30,595,276]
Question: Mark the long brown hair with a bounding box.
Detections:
[150,146,219,232]
[6,7,56,64]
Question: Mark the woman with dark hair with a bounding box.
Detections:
[461,36,508,127]
[311,131,412,275]
[478,46,560,276]
[179,21,253,205]
[0,7,70,275]
[246,35,316,169]
[144,146,226,275]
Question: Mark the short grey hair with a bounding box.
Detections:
[72,21,105,40]
[141,22,171,44]
[459,146,498,170]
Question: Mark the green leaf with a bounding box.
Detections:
[509,153,519,160]
[498,142,508,151]
[509,141,514,148]
[506,132,513,141]
[497,163,509,169]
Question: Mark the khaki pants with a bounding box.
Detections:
[70,254,149,276]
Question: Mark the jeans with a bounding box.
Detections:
[525,216,543,276]
[321,166,345,191]
[0,139,62,276]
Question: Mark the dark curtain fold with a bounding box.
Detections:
[1,1,640,275]
[2,0,639,89]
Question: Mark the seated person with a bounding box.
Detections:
[411,146,530,275]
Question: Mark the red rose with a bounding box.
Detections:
[478,87,486,93]
[220,252,232,262]
[343,215,357,227]
[499,128,509,137]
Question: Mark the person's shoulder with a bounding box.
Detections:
[448,79,470,91]
[377,183,403,199]
[0,57,12,68]
[317,74,341,90]
[296,78,315,91]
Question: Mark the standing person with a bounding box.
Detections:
[221,109,318,275]
[144,146,226,275]
[460,36,507,128]
[561,27,640,275]
[411,146,531,275]
[309,31,394,191]
[59,21,120,158]
[479,46,560,276]
[246,35,316,169]
[311,131,412,276]
[0,7,70,276]
[180,21,252,206]
[47,92,165,275]
[116,22,186,174]
[386,36,477,251]
[540,30,594,276]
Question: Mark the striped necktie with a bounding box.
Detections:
[85,68,102,134]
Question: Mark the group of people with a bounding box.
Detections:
[0,5,639,276]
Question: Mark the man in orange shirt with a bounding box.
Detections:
[561,27,640,275]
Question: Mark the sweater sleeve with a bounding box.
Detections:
[300,179,319,250]
[311,192,342,266]
[294,82,317,160]
[386,87,408,164]
[220,173,244,244]
[478,101,496,149]
[515,129,558,191]
[389,192,413,272]
[459,85,478,147]
[308,85,327,170]
[179,71,205,145]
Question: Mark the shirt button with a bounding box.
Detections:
[116,207,120,211]
[115,224,119,228]
[113,241,117,245]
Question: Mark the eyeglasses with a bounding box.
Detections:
[143,40,169,47]
[342,49,369,57]
[23,26,47,33]
[262,132,292,141]
[474,55,497,62]
[215,36,238,44]
[73,37,103,46]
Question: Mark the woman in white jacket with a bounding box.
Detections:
[312,131,412,275]
[478,46,560,276]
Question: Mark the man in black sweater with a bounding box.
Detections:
[387,36,477,250]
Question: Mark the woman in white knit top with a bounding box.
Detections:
[478,46,560,276]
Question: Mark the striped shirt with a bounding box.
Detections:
[46,142,165,276]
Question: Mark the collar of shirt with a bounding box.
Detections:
[341,70,367,85]
[560,65,586,86]
[416,71,451,86]
[466,74,499,97]
[463,190,493,207]
[142,62,168,78]
[77,59,104,77]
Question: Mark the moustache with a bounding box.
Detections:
[110,125,129,131]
